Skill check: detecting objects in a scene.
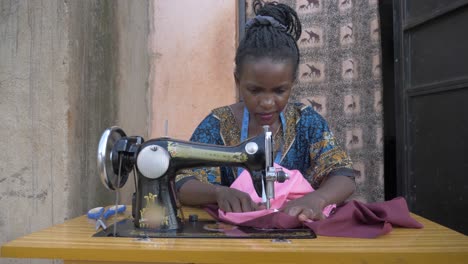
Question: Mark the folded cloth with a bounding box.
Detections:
[217,164,335,225]
[205,197,423,238]
[303,197,424,238]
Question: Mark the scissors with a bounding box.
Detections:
[87,205,126,231]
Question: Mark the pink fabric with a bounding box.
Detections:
[217,164,335,225]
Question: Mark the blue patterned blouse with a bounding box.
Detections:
[176,102,355,190]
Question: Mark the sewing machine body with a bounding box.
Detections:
[97,126,287,231]
[133,136,267,230]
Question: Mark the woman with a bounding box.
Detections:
[176,1,356,222]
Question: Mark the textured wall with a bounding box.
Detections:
[0,0,70,246]
[247,0,384,203]
[150,0,238,140]
[112,0,151,206]
[0,1,150,263]
[66,0,120,218]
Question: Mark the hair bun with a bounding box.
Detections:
[245,15,287,32]
[252,0,302,41]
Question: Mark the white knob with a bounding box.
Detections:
[137,145,170,179]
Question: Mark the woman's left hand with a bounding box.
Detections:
[279,192,327,222]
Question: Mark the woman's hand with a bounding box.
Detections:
[279,192,327,221]
[215,186,259,213]
[280,175,355,221]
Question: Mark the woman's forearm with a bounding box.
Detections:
[310,175,356,206]
[177,179,218,206]
[178,179,260,212]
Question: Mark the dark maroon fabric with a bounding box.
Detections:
[203,197,423,238]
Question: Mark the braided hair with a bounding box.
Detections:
[235,0,302,80]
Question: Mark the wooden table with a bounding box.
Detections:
[1,207,467,264]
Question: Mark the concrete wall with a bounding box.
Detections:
[0,1,237,263]
[150,0,238,139]
[0,1,150,263]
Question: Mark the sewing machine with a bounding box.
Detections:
[97,126,288,231]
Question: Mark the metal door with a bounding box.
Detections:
[393,0,468,234]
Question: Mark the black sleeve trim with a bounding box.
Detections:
[328,168,357,180]
[175,176,197,192]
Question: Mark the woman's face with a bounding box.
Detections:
[236,57,294,127]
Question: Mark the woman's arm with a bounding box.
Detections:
[279,107,357,220]
[178,179,259,212]
[314,173,356,206]
[178,179,218,205]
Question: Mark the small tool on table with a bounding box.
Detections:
[87,205,126,231]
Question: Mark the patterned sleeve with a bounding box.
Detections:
[304,110,356,189]
[175,114,223,190]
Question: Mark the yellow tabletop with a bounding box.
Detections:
[1,207,467,264]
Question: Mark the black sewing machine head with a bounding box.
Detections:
[97,126,287,231]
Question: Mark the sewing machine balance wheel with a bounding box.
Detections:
[97,126,129,190]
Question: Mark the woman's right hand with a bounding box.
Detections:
[214,186,259,213]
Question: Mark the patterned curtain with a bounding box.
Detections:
[246,0,384,202]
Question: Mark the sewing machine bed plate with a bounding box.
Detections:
[93,219,316,239]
